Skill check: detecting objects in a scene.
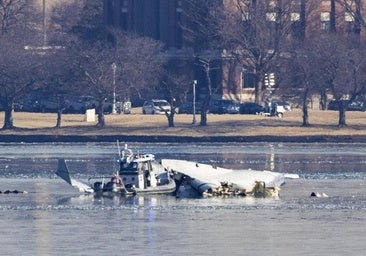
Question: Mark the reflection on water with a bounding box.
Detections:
[1,142,366,180]
[1,142,366,255]
[34,182,51,256]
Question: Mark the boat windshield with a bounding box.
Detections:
[121,161,149,172]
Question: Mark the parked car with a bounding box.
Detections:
[66,96,96,114]
[16,98,41,112]
[209,99,240,114]
[271,101,292,111]
[39,95,66,113]
[15,90,44,112]
[328,99,365,111]
[348,101,366,111]
[271,103,286,118]
[118,101,132,114]
[178,102,202,114]
[142,99,171,114]
[239,102,265,115]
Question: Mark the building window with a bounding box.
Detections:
[176,0,182,13]
[266,12,276,22]
[121,0,128,13]
[320,12,330,30]
[269,0,277,8]
[243,73,257,89]
[345,12,355,34]
[345,12,354,22]
[291,12,300,21]
[242,12,249,21]
[322,0,331,8]
[320,12,330,21]
[291,0,301,8]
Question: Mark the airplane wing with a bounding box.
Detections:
[161,159,297,195]
[56,159,94,193]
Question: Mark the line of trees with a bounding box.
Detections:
[210,0,366,127]
[0,0,190,129]
[1,0,366,130]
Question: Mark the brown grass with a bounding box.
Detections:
[1,108,366,137]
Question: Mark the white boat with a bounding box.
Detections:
[56,144,176,196]
[161,159,299,198]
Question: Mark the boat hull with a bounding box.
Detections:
[92,179,176,197]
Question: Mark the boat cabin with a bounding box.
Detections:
[119,154,158,189]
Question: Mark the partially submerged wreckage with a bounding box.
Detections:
[56,144,298,198]
[161,159,299,198]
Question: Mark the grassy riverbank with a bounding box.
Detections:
[1,109,366,142]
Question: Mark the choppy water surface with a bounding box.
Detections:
[0,142,366,255]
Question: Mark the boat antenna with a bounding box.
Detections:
[116,140,121,157]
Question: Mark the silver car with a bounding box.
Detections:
[142,100,171,114]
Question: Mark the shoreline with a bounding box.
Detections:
[0,134,364,143]
[2,109,366,143]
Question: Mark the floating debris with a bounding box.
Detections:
[310,192,329,198]
[0,190,28,194]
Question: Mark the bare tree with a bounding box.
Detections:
[337,0,364,37]
[75,30,166,127]
[303,34,366,127]
[195,56,221,126]
[113,30,166,102]
[68,0,106,43]
[181,1,223,126]
[1,0,31,34]
[279,41,326,126]
[0,0,42,129]
[0,35,41,129]
[218,0,297,104]
[40,48,78,128]
[76,42,115,127]
[161,67,193,127]
[332,46,366,126]
[47,0,83,45]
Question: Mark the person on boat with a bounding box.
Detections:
[111,173,123,187]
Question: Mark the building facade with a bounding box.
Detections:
[103,0,184,49]
[103,0,366,104]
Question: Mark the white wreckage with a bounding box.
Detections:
[161,159,299,198]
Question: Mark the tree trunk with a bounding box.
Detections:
[330,0,336,33]
[167,113,174,127]
[320,89,327,110]
[200,95,211,126]
[96,103,105,127]
[198,58,213,127]
[2,106,14,130]
[166,98,175,127]
[299,0,306,41]
[200,111,207,126]
[301,88,310,126]
[302,103,310,126]
[55,109,62,128]
[255,79,263,104]
[338,102,347,127]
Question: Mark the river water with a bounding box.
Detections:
[0,142,365,256]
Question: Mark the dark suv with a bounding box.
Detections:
[66,96,96,114]
[209,99,240,114]
[239,102,265,114]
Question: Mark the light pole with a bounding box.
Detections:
[240,68,246,104]
[43,0,47,47]
[240,70,243,104]
[192,80,197,124]
[111,63,117,114]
